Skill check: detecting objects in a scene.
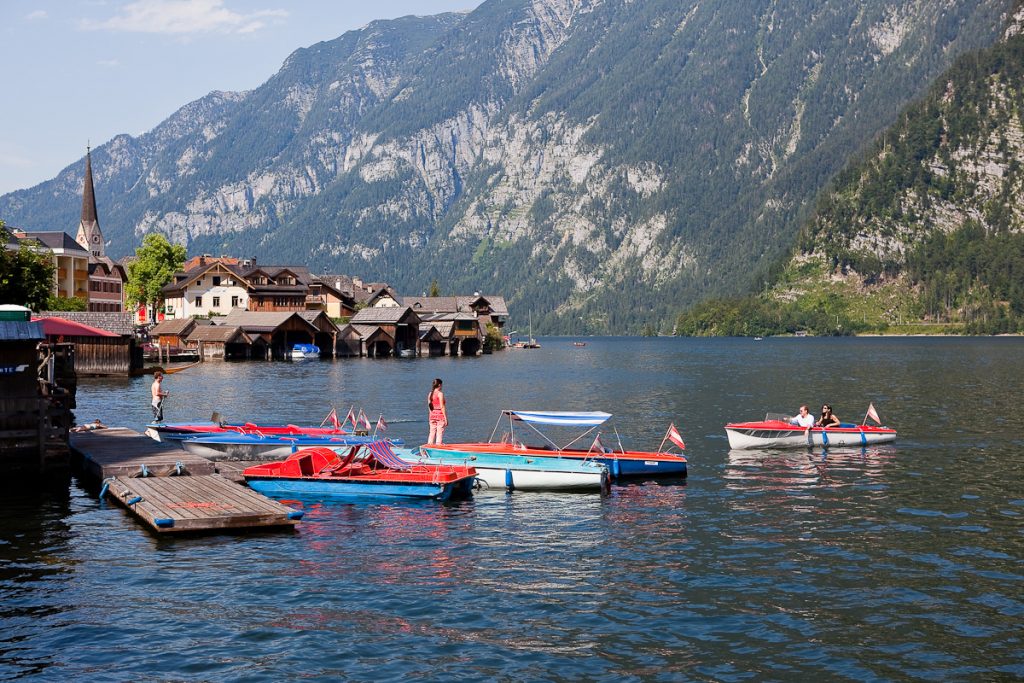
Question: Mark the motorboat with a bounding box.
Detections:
[180,433,403,461]
[397,446,609,492]
[290,343,320,359]
[725,415,897,449]
[243,443,476,502]
[420,410,687,480]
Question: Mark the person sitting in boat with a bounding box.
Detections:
[789,405,815,429]
[816,404,841,428]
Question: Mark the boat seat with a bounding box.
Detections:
[297,454,315,477]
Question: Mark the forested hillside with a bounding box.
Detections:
[676,15,1024,336]
[0,0,1015,333]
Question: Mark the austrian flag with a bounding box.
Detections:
[866,403,881,425]
[667,423,686,450]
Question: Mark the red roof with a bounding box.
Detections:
[32,316,119,338]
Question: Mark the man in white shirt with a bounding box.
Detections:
[790,405,814,429]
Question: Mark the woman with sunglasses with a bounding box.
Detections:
[816,404,841,428]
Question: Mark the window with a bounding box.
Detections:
[212,276,221,286]
[194,296,202,307]
[212,297,220,307]
[231,296,239,307]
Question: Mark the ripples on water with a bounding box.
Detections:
[1,337,1023,680]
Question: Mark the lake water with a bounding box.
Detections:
[2,337,1023,681]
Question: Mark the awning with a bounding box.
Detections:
[505,410,612,427]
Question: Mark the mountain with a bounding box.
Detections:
[675,6,1024,336]
[0,0,1016,333]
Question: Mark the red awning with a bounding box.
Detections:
[32,316,119,338]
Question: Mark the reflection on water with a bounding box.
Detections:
[1,337,1023,679]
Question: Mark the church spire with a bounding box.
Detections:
[75,145,104,258]
[81,145,98,226]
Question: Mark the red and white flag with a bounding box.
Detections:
[666,423,686,450]
[866,403,881,425]
[358,410,372,431]
[327,408,340,428]
[376,415,388,433]
[592,434,605,452]
[344,407,356,429]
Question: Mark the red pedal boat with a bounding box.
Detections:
[243,442,477,501]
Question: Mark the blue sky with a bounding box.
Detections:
[0,0,480,195]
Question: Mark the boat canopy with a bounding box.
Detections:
[504,410,612,427]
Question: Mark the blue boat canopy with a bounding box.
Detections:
[504,410,612,427]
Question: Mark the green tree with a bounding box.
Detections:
[0,220,56,310]
[429,279,441,297]
[125,233,186,318]
[46,295,88,312]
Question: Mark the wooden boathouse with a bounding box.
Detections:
[0,313,74,477]
[33,311,142,375]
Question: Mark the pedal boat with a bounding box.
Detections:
[725,418,897,449]
[399,447,609,492]
[243,442,476,502]
[421,410,687,480]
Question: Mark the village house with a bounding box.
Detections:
[161,259,319,319]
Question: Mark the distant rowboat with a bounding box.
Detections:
[724,418,896,449]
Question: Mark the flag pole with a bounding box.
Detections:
[861,409,868,426]
[657,425,670,453]
[372,413,382,438]
[320,407,333,428]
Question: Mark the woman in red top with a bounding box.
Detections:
[427,378,447,444]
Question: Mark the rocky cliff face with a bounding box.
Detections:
[0,0,1015,332]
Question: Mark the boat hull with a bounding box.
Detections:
[246,477,470,501]
[421,443,686,480]
[725,421,897,449]
[412,447,608,492]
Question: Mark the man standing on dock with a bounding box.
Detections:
[151,371,169,422]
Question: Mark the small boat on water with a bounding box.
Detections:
[725,415,897,449]
[572,342,587,347]
[145,417,348,442]
[397,446,609,492]
[181,432,403,461]
[421,410,687,480]
[243,443,476,502]
[290,343,320,359]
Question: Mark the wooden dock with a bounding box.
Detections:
[70,427,215,479]
[104,474,302,533]
[71,428,302,533]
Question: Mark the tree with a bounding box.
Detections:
[47,295,88,312]
[125,233,186,319]
[429,279,441,297]
[0,220,56,310]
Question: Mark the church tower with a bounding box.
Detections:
[75,146,104,259]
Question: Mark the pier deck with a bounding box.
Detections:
[104,474,302,533]
[72,428,301,533]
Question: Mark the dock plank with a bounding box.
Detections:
[106,474,301,533]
